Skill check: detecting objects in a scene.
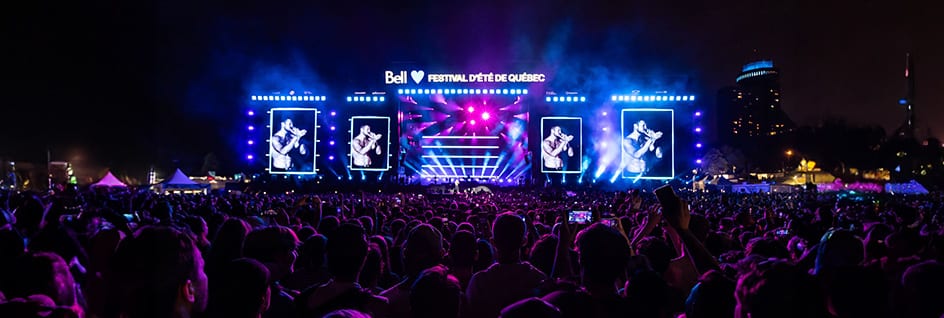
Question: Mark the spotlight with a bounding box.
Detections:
[695,127,702,133]
[669,96,675,101]
[481,112,490,120]
[552,96,559,102]
[247,110,254,116]
[247,140,254,145]
[602,111,608,116]
[468,106,475,113]
[470,120,476,125]
[565,96,573,102]
[580,96,586,102]
[248,126,254,131]
[346,96,353,102]
[247,154,254,160]
[696,159,703,164]
[502,89,508,94]
[329,141,335,146]
[398,89,403,94]
[523,89,528,94]
[372,96,378,102]
[380,96,385,102]
[330,126,336,131]
[601,142,607,148]
[695,111,702,117]
[682,96,689,101]
[546,97,551,102]
[328,156,334,160]
[251,96,257,101]
[631,96,637,101]
[330,111,337,116]
[689,95,696,101]
[602,127,608,131]
[696,143,702,148]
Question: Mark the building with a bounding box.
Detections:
[719,60,795,140]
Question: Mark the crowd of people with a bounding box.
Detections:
[0,186,942,318]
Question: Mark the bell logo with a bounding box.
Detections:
[385,71,407,84]
[410,70,425,84]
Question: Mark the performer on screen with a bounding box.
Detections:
[622,120,663,175]
[352,125,383,167]
[270,118,308,171]
[542,126,575,170]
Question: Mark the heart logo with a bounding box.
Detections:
[410,70,425,84]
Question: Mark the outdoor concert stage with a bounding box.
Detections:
[242,67,703,187]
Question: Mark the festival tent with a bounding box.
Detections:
[885,180,929,195]
[158,169,209,194]
[91,171,128,188]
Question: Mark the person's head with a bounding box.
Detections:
[403,224,444,279]
[448,230,477,269]
[735,261,827,318]
[410,265,462,318]
[281,118,295,131]
[297,234,327,271]
[242,226,299,281]
[359,125,371,136]
[827,266,889,318]
[110,226,208,318]
[745,237,789,259]
[686,270,736,318]
[360,243,383,288]
[550,126,563,138]
[183,216,208,241]
[491,212,527,263]
[474,239,495,272]
[814,229,864,277]
[635,236,674,274]
[900,261,944,318]
[323,309,372,318]
[326,223,368,282]
[5,252,78,308]
[529,234,558,276]
[576,223,631,289]
[633,120,648,133]
[206,258,270,318]
[499,297,561,318]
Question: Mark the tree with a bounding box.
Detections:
[702,148,729,175]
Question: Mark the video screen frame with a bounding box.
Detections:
[540,117,583,174]
[620,108,675,180]
[268,107,318,175]
[349,116,392,171]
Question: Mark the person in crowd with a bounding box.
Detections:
[205,258,271,318]
[382,224,444,318]
[108,226,208,318]
[447,230,478,290]
[410,265,462,318]
[467,212,547,318]
[243,226,301,318]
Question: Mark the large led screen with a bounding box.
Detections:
[269,108,317,174]
[620,108,674,180]
[400,94,529,181]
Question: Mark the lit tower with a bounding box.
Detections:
[896,53,916,139]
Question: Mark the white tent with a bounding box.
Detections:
[91,171,128,188]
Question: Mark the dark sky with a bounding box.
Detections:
[4,0,941,173]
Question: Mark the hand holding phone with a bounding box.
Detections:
[568,211,592,224]
[654,185,689,231]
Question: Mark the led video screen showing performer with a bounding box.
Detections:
[269,108,317,174]
[400,94,529,181]
[350,116,391,171]
[621,109,674,179]
[540,117,582,174]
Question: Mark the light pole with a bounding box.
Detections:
[784,149,794,173]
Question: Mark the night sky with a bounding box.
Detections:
[4,0,941,174]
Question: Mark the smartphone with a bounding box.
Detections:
[122,214,134,222]
[653,185,680,213]
[601,218,619,227]
[568,211,592,224]
[776,229,790,236]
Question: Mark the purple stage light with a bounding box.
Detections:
[470,120,477,125]
[247,140,254,145]
[468,106,475,113]
[330,111,336,116]
[696,143,702,148]
[602,111,607,116]
[694,111,702,117]
[696,159,703,164]
[695,127,702,133]
[248,125,254,131]
[328,156,334,160]
[247,110,254,116]
[246,154,254,160]
[329,140,335,145]
[481,112,490,120]
[330,126,336,131]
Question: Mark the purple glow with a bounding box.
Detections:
[694,111,702,117]
[247,110,255,116]
[329,140,335,145]
[330,111,337,116]
[470,120,477,125]
[695,127,702,133]
[248,125,254,131]
[468,106,475,113]
[246,154,254,160]
[330,126,336,131]
[695,143,702,148]
[481,112,490,120]
[328,155,334,160]
[696,159,703,164]
[602,111,607,116]
[247,140,254,145]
